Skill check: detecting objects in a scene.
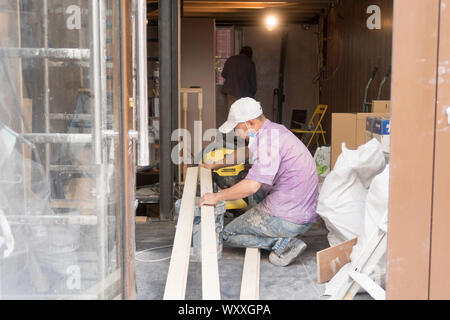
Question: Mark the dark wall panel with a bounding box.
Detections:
[320,0,393,142]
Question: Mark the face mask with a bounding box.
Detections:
[245,122,256,148]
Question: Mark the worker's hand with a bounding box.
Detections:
[199,162,218,170]
[199,193,218,207]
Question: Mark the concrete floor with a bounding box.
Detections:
[135,217,371,300]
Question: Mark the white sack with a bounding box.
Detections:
[324,165,390,297]
[317,139,386,246]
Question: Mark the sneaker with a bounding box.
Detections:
[269,238,307,267]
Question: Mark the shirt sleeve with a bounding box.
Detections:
[245,139,281,186]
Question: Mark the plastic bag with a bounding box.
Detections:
[314,146,331,178]
[317,139,386,246]
[323,165,390,296]
[349,164,390,283]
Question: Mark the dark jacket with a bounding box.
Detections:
[221,53,257,98]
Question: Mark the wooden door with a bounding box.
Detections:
[387,0,450,300]
[429,0,450,300]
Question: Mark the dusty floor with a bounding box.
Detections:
[134,217,372,300]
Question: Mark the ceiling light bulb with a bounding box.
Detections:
[265,15,278,31]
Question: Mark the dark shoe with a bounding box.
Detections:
[269,238,307,267]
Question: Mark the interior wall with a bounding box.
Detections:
[181,18,216,151]
[283,24,319,127]
[320,0,393,142]
[241,25,281,121]
[216,24,318,129]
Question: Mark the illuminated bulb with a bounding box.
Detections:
[265,15,278,31]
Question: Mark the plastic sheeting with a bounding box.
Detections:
[0,0,124,299]
[0,122,82,295]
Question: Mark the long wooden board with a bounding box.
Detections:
[199,167,221,300]
[429,0,450,299]
[387,0,439,299]
[316,238,357,284]
[163,167,199,300]
[240,248,261,300]
[334,233,387,300]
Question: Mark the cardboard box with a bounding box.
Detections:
[331,112,390,169]
[331,114,357,169]
[372,117,391,153]
[366,115,391,153]
[356,114,376,146]
[365,116,378,142]
[373,118,391,135]
[372,100,391,113]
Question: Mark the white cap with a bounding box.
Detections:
[219,97,263,134]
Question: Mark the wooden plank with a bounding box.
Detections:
[178,90,182,186]
[181,87,203,94]
[183,92,188,182]
[135,216,147,224]
[331,232,387,300]
[341,233,388,300]
[199,167,221,300]
[348,271,386,300]
[117,0,137,299]
[163,166,199,300]
[387,0,439,300]
[240,248,261,300]
[198,91,203,157]
[316,238,357,284]
[429,0,450,300]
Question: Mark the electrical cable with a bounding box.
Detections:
[135,244,173,263]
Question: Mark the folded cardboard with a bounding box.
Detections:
[316,238,358,284]
[331,113,389,169]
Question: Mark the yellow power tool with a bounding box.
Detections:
[203,148,248,210]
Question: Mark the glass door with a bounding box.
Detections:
[0,0,135,299]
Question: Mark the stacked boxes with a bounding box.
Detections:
[366,116,391,153]
[331,113,390,169]
[371,100,391,113]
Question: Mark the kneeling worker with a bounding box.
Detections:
[199,97,319,267]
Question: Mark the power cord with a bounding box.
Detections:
[135,244,173,263]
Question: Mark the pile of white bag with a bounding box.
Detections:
[316,138,390,296]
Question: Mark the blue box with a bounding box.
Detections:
[373,118,391,135]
